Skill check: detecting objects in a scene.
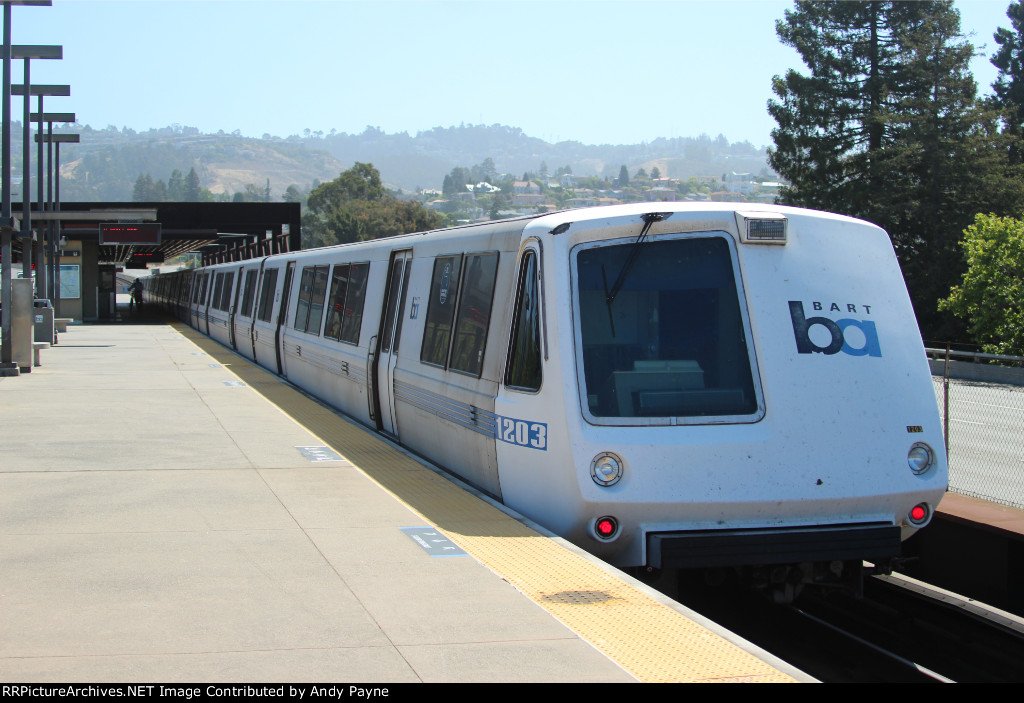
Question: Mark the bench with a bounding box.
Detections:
[54,318,72,333]
[33,341,50,367]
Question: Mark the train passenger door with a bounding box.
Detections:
[275,261,296,377]
[493,244,548,504]
[249,260,269,362]
[228,265,243,350]
[202,273,214,336]
[251,263,279,372]
[372,250,412,437]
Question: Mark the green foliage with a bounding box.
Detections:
[132,167,207,203]
[168,169,185,201]
[939,214,1024,355]
[442,167,472,196]
[992,1,1024,152]
[184,168,201,201]
[132,173,166,201]
[235,181,271,203]
[308,162,384,210]
[441,160,503,196]
[617,165,629,187]
[303,163,442,248]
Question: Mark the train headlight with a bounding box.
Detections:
[908,442,935,475]
[591,452,624,487]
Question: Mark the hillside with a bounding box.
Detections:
[49,123,775,201]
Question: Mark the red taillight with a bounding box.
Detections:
[909,503,929,525]
[595,516,618,539]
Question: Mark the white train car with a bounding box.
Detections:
[148,203,947,597]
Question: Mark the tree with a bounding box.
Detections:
[132,173,155,201]
[489,194,509,220]
[184,168,201,201]
[442,166,471,196]
[939,214,1024,355]
[768,0,1021,339]
[471,157,498,184]
[303,162,442,248]
[153,179,168,202]
[991,1,1024,162]
[168,169,185,201]
[240,183,267,202]
[308,162,384,213]
[617,165,629,187]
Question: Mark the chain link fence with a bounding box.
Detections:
[928,347,1024,510]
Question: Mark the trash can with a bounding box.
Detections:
[34,299,55,345]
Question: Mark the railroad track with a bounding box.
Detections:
[669,569,1024,682]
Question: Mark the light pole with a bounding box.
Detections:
[12,45,61,295]
[34,130,77,316]
[12,82,68,284]
[31,111,73,303]
[2,0,51,374]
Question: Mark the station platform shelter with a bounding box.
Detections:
[8,201,300,322]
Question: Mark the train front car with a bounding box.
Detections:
[494,203,947,599]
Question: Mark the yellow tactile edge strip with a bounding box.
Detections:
[172,321,796,683]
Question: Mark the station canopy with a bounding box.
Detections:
[13,201,301,267]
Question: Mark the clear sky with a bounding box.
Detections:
[11,0,1019,147]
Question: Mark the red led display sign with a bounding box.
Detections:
[99,223,162,245]
[126,252,165,267]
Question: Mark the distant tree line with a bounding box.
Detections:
[131,169,308,205]
[132,167,207,202]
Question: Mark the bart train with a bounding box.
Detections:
[146,202,947,597]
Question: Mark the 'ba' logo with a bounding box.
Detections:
[789,301,882,357]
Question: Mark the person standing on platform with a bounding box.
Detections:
[129,278,144,314]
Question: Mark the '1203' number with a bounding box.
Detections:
[496,416,547,451]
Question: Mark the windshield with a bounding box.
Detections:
[574,234,760,424]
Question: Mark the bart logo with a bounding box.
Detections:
[789,301,882,357]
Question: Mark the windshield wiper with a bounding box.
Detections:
[603,212,671,337]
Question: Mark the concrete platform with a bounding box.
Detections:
[0,321,802,683]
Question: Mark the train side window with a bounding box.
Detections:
[449,253,498,377]
[420,255,463,367]
[240,270,258,318]
[257,268,279,322]
[294,267,314,332]
[380,259,408,354]
[307,266,329,335]
[391,261,412,352]
[505,250,542,391]
[339,263,368,344]
[324,262,370,344]
[220,272,235,312]
[212,274,225,311]
[324,264,350,341]
[199,274,210,307]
